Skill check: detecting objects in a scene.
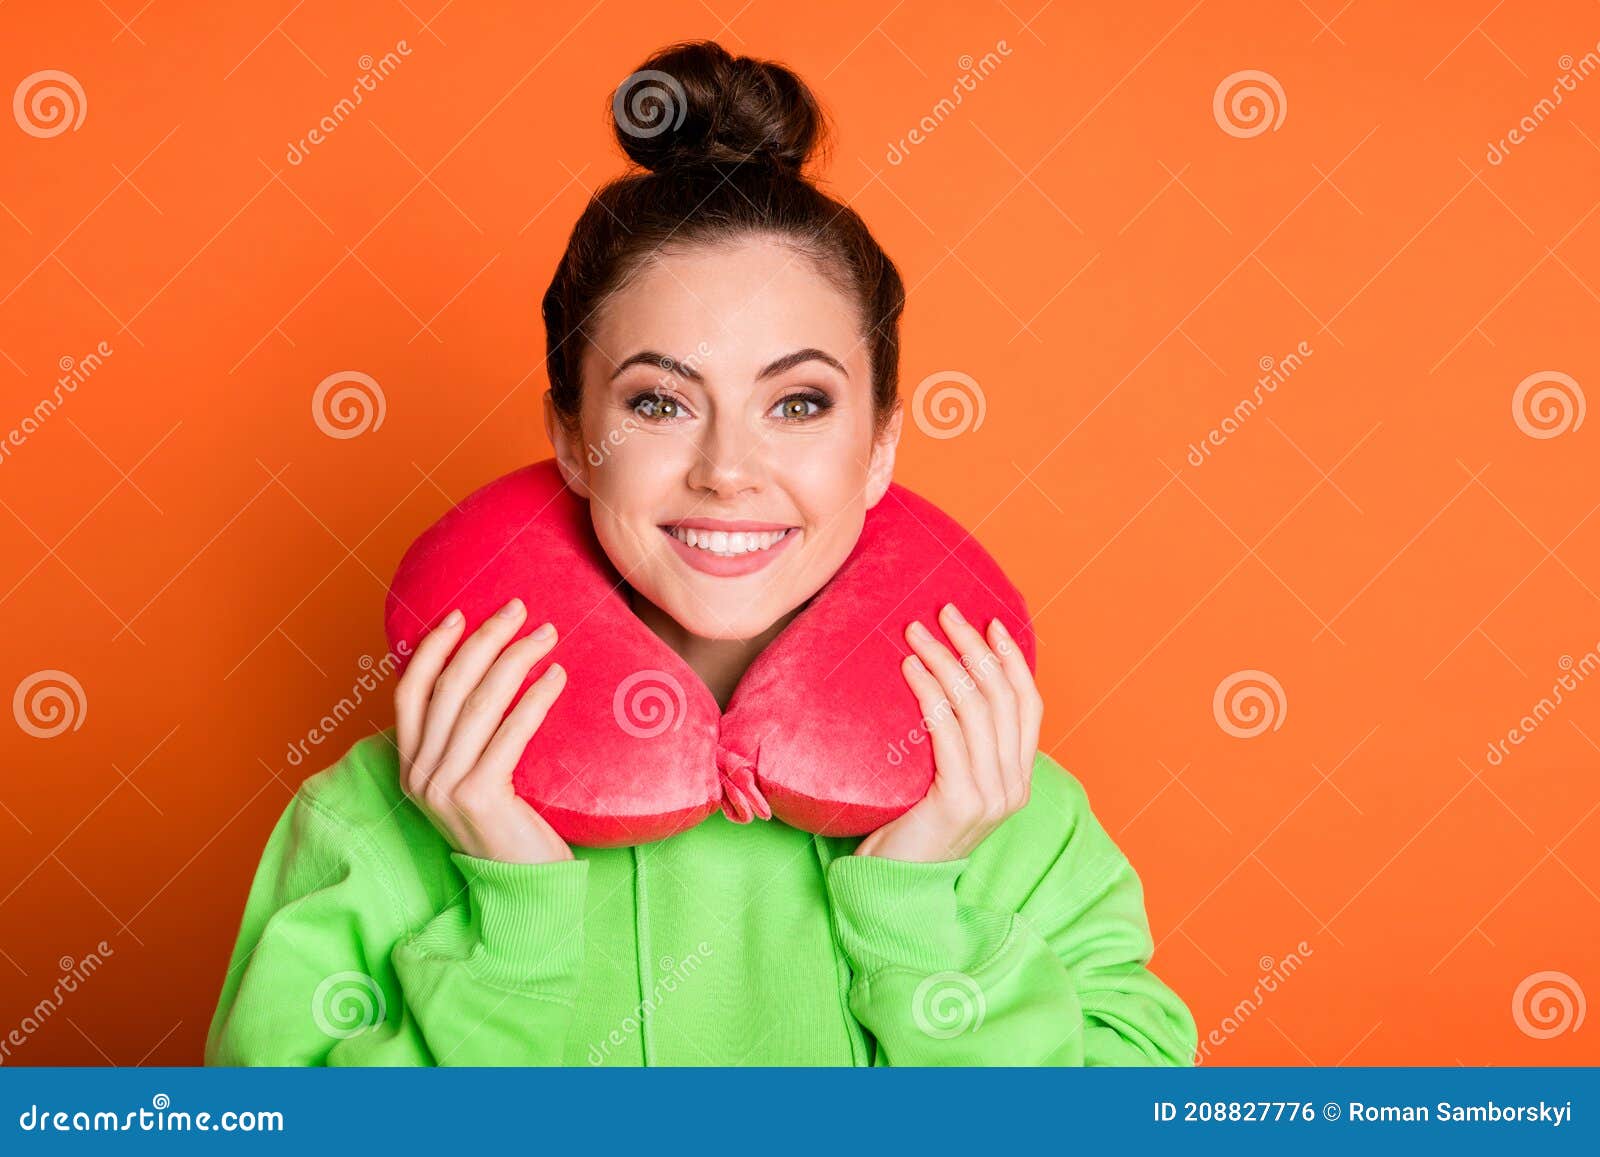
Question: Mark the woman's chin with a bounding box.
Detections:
[662,603,785,642]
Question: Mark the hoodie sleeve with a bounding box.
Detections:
[823,762,1197,1067]
[203,787,588,1066]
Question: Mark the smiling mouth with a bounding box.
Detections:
[661,525,798,558]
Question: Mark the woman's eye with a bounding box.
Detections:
[772,394,827,421]
[631,393,683,420]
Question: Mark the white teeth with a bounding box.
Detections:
[667,526,791,556]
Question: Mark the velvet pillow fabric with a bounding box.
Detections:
[384,459,1036,848]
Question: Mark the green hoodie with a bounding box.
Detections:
[204,727,1197,1066]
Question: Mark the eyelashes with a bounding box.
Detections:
[623,390,683,421]
[770,390,833,421]
[623,389,835,423]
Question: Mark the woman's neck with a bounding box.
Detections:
[626,588,801,711]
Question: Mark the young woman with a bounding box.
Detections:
[205,39,1198,1067]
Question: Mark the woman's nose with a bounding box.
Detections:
[687,411,765,496]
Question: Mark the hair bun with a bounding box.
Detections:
[610,40,824,176]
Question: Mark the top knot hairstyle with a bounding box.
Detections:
[540,39,906,439]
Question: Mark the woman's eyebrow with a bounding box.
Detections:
[609,350,700,383]
[753,347,849,382]
[609,347,848,383]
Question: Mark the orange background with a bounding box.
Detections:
[3,0,1597,1065]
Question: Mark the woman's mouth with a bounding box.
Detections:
[659,522,799,577]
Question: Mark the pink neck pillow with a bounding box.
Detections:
[383,458,1036,848]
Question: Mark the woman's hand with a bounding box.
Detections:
[393,596,573,865]
[854,602,1044,863]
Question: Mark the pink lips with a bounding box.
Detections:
[664,517,794,533]
[659,522,798,577]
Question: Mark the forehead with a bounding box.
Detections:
[586,235,865,369]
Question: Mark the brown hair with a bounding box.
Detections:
[540,39,906,438]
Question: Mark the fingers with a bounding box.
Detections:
[410,598,530,790]
[425,622,561,804]
[905,613,1002,819]
[990,616,1044,803]
[393,608,467,770]
[451,662,571,865]
[972,614,1024,806]
[904,604,1042,828]
[899,649,972,806]
[939,603,1021,804]
[464,662,569,805]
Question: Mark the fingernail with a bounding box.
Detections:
[907,619,929,640]
[497,597,524,618]
[441,609,463,628]
[532,621,555,641]
[989,617,1012,643]
[904,654,926,674]
[942,602,966,625]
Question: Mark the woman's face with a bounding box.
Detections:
[546,234,901,641]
